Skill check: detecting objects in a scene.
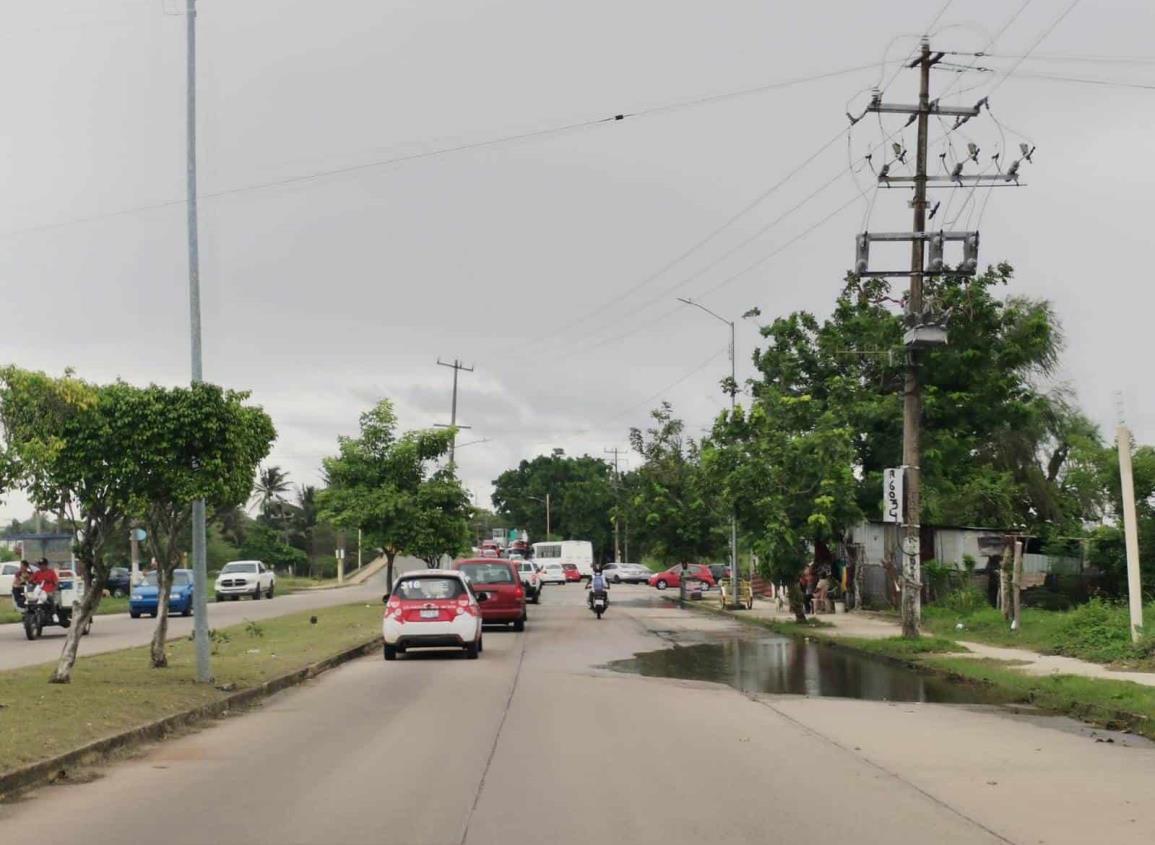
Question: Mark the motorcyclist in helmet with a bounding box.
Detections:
[587,565,609,610]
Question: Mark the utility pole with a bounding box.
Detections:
[853,38,1029,638]
[1118,425,1144,642]
[185,0,211,683]
[435,358,473,468]
[604,447,625,563]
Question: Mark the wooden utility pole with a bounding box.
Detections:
[855,37,1024,637]
[435,358,473,468]
[604,447,624,562]
[898,40,932,639]
[1011,539,1023,631]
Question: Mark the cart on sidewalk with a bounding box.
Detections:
[717,578,754,610]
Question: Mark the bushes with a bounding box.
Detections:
[1047,599,1155,664]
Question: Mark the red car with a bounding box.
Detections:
[562,563,582,583]
[648,564,716,591]
[452,558,527,631]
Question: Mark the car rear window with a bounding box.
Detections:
[396,577,465,600]
[563,564,578,570]
[458,563,515,585]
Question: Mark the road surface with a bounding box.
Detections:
[4,584,1155,844]
[0,558,420,671]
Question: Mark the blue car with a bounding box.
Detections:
[130,569,195,618]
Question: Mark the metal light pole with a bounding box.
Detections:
[185,0,211,683]
[528,494,551,540]
[676,297,738,609]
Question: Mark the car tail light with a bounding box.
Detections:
[514,585,524,599]
[458,604,479,617]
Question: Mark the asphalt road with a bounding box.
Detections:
[0,558,419,671]
[5,584,1155,844]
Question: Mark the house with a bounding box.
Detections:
[847,520,1080,606]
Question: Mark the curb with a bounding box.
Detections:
[0,635,383,802]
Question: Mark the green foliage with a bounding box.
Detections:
[244,619,265,639]
[938,585,987,615]
[623,403,726,565]
[492,452,615,557]
[318,399,471,569]
[240,524,308,571]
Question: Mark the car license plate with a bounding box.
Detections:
[420,609,440,619]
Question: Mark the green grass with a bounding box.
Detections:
[923,597,1155,669]
[0,602,382,774]
[0,596,130,626]
[925,656,1155,736]
[836,635,969,658]
[277,575,340,594]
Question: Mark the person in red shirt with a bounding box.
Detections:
[31,558,59,600]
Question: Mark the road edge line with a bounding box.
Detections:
[0,635,383,802]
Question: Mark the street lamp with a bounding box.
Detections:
[526,494,551,540]
[676,297,741,609]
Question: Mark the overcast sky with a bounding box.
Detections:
[1,0,1151,520]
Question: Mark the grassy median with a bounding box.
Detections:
[0,602,381,774]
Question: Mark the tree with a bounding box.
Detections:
[492,453,616,558]
[751,266,1080,533]
[409,472,473,567]
[0,369,140,683]
[317,400,465,588]
[704,394,862,621]
[624,403,726,565]
[252,465,292,523]
[126,383,275,668]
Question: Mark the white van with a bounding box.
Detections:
[0,561,21,596]
[532,540,594,580]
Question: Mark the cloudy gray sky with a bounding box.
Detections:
[1,0,1151,518]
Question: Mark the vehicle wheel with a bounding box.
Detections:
[182,603,193,617]
[465,641,479,659]
[478,636,483,653]
[215,593,223,603]
[596,609,603,619]
[253,585,262,601]
[513,618,525,632]
[151,611,158,618]
[267,584,275,599]
[656,579,668,591]
[23,616,35,641]
[612,575,621,584]
[130,610,141,619]
[383,644,397,661]
[33,615,44,639]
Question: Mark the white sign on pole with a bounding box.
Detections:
[883,467,905,524]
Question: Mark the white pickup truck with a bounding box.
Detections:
[514,560,542,604]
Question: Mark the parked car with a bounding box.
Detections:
[214,560,276,601]
[707,564,733,584]
[452,558,526,630]
[539,562,567,585]
[382,570,484,660]
[649,564,716,591]
[107,566,132,598]
[130,569,195,618]
[602,562,650,584]
[514,560,542,603]
[0,561,21,597]
[562,563,582,583]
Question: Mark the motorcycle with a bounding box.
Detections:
[18,574,92,641]
[588,589,608,620]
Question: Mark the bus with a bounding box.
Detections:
[531,540,594,580]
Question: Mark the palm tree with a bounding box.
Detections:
[252,465,292,522]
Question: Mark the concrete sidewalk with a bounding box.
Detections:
[739,597,1155,689]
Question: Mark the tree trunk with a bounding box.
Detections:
[999,541,1014,620]
[788,583,807,623]
[385,550,396,594]
[50,565,107,684]
[150,565,172,668]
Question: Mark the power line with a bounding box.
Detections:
[986,0,1083,98]
[1002,71,1155,91]
[1,61,882,241]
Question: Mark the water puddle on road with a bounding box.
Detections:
[610,635,992,704]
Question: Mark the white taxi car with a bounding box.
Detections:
[382,570,486,661]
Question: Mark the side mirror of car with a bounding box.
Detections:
[476,592,489,604]
[382,594,389,605]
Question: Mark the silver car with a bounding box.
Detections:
[601,562,650,584]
